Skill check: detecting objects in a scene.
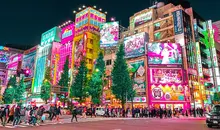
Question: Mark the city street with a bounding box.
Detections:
[0,118,212,130]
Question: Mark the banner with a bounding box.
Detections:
[147,43,182,65]
[124,32,147,58]
[173,10,184,35]
[100,21,119,47]
[149,68,182,84]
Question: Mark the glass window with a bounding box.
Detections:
[106,59,112,66]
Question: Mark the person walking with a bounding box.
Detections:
[20,107,26,124]
[71,106,78,122]
[0,106,4,125]
[13,106,21,127]
[7,105,15,123]
[2,105,9,126]
[56,106,62,123]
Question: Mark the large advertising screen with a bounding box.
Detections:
[22,51,36,78]
[147,43,182,65]
[149,68,182,84]
[100,21,119,47]
[150,84,189,101]
[124,32,147,58]
[133,10,153,28]
[61,23,74,44]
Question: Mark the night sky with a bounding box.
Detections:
[0,0,219,50]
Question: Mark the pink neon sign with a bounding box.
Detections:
[213,25,220,43]
[61,23,74,44]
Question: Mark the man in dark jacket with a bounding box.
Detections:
[2,105,9,126]
[13,106,21,126]
[71,106,78,122]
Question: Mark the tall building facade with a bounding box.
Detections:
[73,7,106,75]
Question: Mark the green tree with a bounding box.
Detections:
[3,76,17,104]
[40,66,52,104]
[213,92,220,103]
[70,60,88,104]
[14,77,26,103]
[111,44,134,110]
[88,52,106,105]
[59,58,69,93]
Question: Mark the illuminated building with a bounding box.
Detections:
[120,2,213,109]
[0,46,23,94]
[32,27,61,104]
[73,7,106,74]
[58,21,75,93]
[22,46,38,94]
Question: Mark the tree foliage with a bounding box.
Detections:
[14,77,26,103]
[88,52,106,105]
[70,60,88,103]
[111,44,134,109]
[40,66,52,103]
[3,76,17,104]
[58,58,70,92]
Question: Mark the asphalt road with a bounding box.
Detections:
[1,118,214,130]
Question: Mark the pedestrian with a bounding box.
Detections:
[71,106,78,122]
[7,105,15,123]
[56,106,62,123]
[13,105,21,127]
[20,107,26,124]
[0,106,4,125]
[2,105,9,126]
[82,107,87,118]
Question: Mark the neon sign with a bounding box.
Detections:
[62,29,73,39]
[196,42,203,77]
[0,46,9,51]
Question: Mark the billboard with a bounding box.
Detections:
[128,60,146,96]
[213,24,220,43]
[100,21,119,47]
[149,68,182,84]
[124,32,147,58]
[61,23,74,44]
[173,10,184,35]
[74,38,85,67]
[133,10,153,28]
[150,84,189,101]
[41,27,61,46]
[22,51,36,78]
[147,43,182,65]
[0,51,10,63]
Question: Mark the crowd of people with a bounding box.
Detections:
[0,104,207,127]
[0,104,62,127]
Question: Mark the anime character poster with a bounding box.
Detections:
[74,38,84,67]
[100,22,119,47]
[22,51,36,78]
[147,43,182,65]
[124,32,147,58]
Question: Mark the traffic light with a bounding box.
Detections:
[17,69,30,77]
[204,82,213,88]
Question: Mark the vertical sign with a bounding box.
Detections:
[173,10,184,35]
[196,42,203,77]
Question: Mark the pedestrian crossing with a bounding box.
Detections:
[0,122,61,129]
